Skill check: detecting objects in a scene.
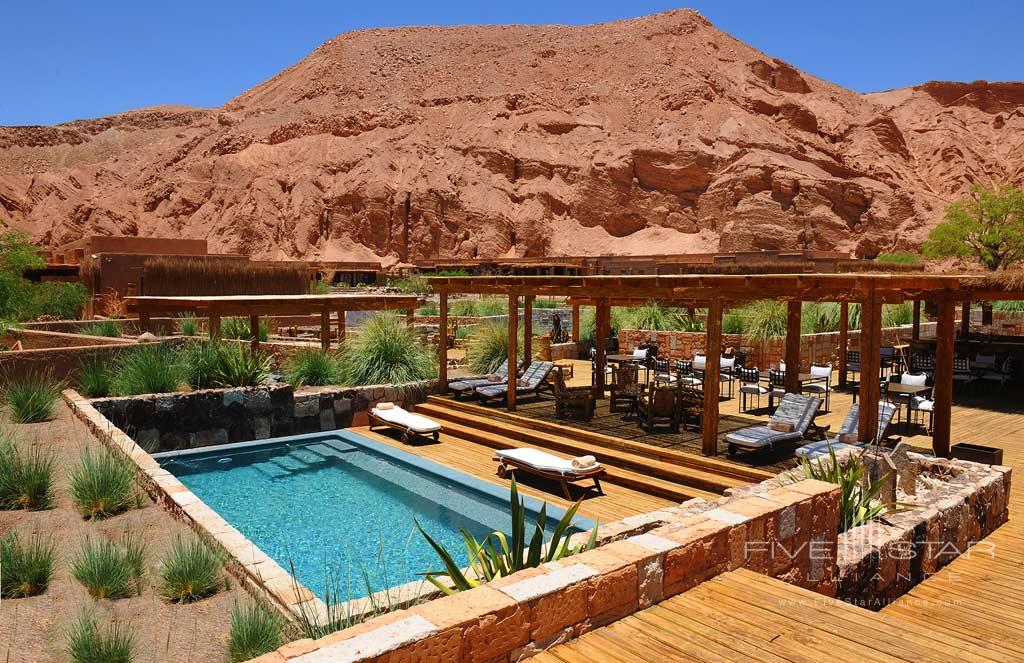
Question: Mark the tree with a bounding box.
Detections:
[923,183,1024,270]
[0,229,88,321]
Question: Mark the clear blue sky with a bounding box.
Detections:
[2,1,1021,126]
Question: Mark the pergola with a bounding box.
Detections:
[429,273,1024,459]
[128,293,421,351]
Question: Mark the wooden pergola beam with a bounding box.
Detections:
[438,293,448,395]
[933,297,956,458]
[524,295,534,363]
[858,294,882,443]
[785,301,802,393]
[838,301,849,389]
[702,299,723,455]
[507,293,519,411]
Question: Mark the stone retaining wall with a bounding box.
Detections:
[90,380,436,453]
[0,330,148,382]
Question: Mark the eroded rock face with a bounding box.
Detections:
[0,10,1022,263]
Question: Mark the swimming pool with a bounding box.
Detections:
[153,430,593,601]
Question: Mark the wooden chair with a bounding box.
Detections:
[609,365,642,415]
[637,383,681,433]
[678,384,704,431]
[551,369,595,420]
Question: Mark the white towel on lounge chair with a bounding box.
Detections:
[571,455,597,469]
[495,448,601,475]
[370,405,441,433]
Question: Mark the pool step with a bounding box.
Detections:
[270,454,314,473]
[252,462,290,479]
[289,448,330,466]
[306,442,357,460]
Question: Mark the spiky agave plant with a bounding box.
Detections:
[417,477,598,594]
[337,313,435,385]
[798,446,897,533]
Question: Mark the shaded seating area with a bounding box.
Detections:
[724,393,822,456]
[447,358,518,397]
[474,360,554,403]
[795,401,898,460]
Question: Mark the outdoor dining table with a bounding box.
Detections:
[606,353,644,364]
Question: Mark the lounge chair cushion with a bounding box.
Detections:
[370,406,441,433]
[495,448,600,475]
[796,440,859,460]
[725,394,820,450]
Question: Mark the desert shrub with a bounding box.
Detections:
[4,370,63,423]
[0,431,55,510]
[285,348,343,386]
[993,300,1024,312]
[221,317,269,342]
[66,612,136,663]
[72,531,146,599]
[450,299,479,316]
[882,302,914,328]
[578,306,629,342]
[24,281,89,320]
[69,447,139,520]
[95,290,129,319]
[109,343,186,396]
[310,280,332,295]
[722,308,745,334]
[159,536,225,603]
[80,320,122,338]
[875,251,921,265]
[621,301,680,331]
[387,275,430,295]
[77,360,113,399]
[181,340,221,389]
[739,301,788,341]
[176,314,198,336]
[475,297,507,317]
[212,343,272,387]
[465,321,522,374]
[337,313,435,386]
[801,302,842,334]
[228,600,286,662]
[0,531,55,598]
[416,301,439,316]
[531,298,563,309]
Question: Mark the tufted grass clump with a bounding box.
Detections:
[177,314,199,337]
[159,536,225,603]
[77,360,113,398]
[66,612,136,663]
[80,320,122,338]
[69,447,139,520]
[72,531,146,600]
[285,348,343,386]
[4,370,63,423]
[228,600,287,662]
[221,317,269,342]
[465,321,520,375]
[181,340,222,390]
[212,343,272,388]
[0,431,55,510]
[1,531,55,598]
[337,313,435,386]
[109,343,186,396]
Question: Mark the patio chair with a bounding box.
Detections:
[911,353,936,379]
[589,347,613,386]
[909,394,934,433]
[447,359,518,398]
[636,383,682,433]
[493,448,605,500]
[880,346,897,378]
[678,384,704,432]
[979,356,1014,387]
[474,361,554,403]
[674,359,703,388]
[795,401,898,460]
[737,366,768,413]
[725,393,822,455]
[953,357,977,390]
[844,350,861,387]
[609,365,642,415]
[551,369,595,420]
[369,403,442,444]
[719,355,736,399]
[651,358,676,385]
[767,368,787,411]
[800,364,833,411]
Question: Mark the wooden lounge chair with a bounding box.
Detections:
[551,369,595,420]
[795,402,898,460]
[725,393,822,455]
[368,404,442,444]
[447,359,519,398]
[493,448,605,499]
[474,361,554,403]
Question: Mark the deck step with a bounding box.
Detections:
[425,395,771,484]
[415,401,743,495]
[410,409,718,502]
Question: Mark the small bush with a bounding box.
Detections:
[24,281,90,320]
[465,321,520,374]
[72,531,146,600]
[337,313,435,386]
[882,302,914,328]
[177,314,198,336]
[475,297,507,317]
[0,432,55,510]
[228,600,286,662]
[213,343,272,387]
[109,343,186,396]
[531,298,563,309]
[222,317,269,342]
[310,280,332,295]
[80,320,122,338]
[66,612,136,663]
[875,251,921,265]
[387,275,430,295]
[0,531,55,598]
[993,300,1024,312]
[722,308,745,334]
[739,301,788,341]
[77,360,113,398]
[4,370,62,423]
[416,301,439,316]
[285,348,343,386]
[69,447,139,520]
[449,299,479,316]
[181,340,222,390]
[159,536,225,603]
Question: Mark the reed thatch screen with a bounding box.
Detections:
[142,257,310,296]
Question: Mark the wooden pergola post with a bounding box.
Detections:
[858,295,882,443]
[593,301,610,398]
[208,307,221,340]
[138,308,152,335]
[933,297,955,458]
[507,293,519,410]
[523,295,534,362]
[249,314,260,353]
[960,301,970,338]
[406,307,416,330]
[438,292,448,394]
[703,298,723,456]
[320,310,331,351]
[336,309,346,344]
[784,300,802,393]
[911,300,921,340]
[571,301,580,343]
[838,301,849,388]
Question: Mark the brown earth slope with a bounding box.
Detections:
[0,9,1022,264]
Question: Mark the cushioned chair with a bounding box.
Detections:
[801,364,833,411]
[637,384,681,433]
[844,350,861,386]
[719,356,736,398]
[474,361,553,403]
[725,393,822,455]
[447,359,518,398]
[795,401,898,460]
[953,357,977,390]
[551,369,595,420]
[674,359,703,388]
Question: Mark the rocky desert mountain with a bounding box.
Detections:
[1,9,1022,264]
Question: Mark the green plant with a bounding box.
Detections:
[69,446,139,520]
[0,431,55,510]
[531,298,563,309]
[65,611,136,663]
[875,251,921,265]
[221,317,269,342]
[740,301,788,340]
[109,343,186,396]
[80,320,122,338]
[416,301,439,316]
[993,300,1024,312]
[77,360,113,398]
[418,477,597,594]
[72,531,146,599]
[177,314,198,336]
[475,297,508,317]
[621,301,681,331]
[722,308,745,334]
[212,343,272,387]
[577,306,629,343]
[181,340,221,390]
[24,281,90,320]
[387,275,430,295]
[228,600,286,662]
[465,321,521,374]
[337,313,435,386]
[797,447,897,533]
[0,531,55,598]
[3,370,62,423]
[159,535,225,603]
[450,299,479,316]
[310,280,332,295]
[882,302,914,328]
[285,348,343,386]
[923,183,1024,270]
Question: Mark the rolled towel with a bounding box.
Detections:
[376,402,395,410]
[571,455,597,469]
[486,374,502,382]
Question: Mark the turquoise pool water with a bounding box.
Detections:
[154,431,591,601]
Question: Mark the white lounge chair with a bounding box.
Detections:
[494,448,605,499]
[795,402,898,460]
[368,404,442,444]
[725,393,822,455]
